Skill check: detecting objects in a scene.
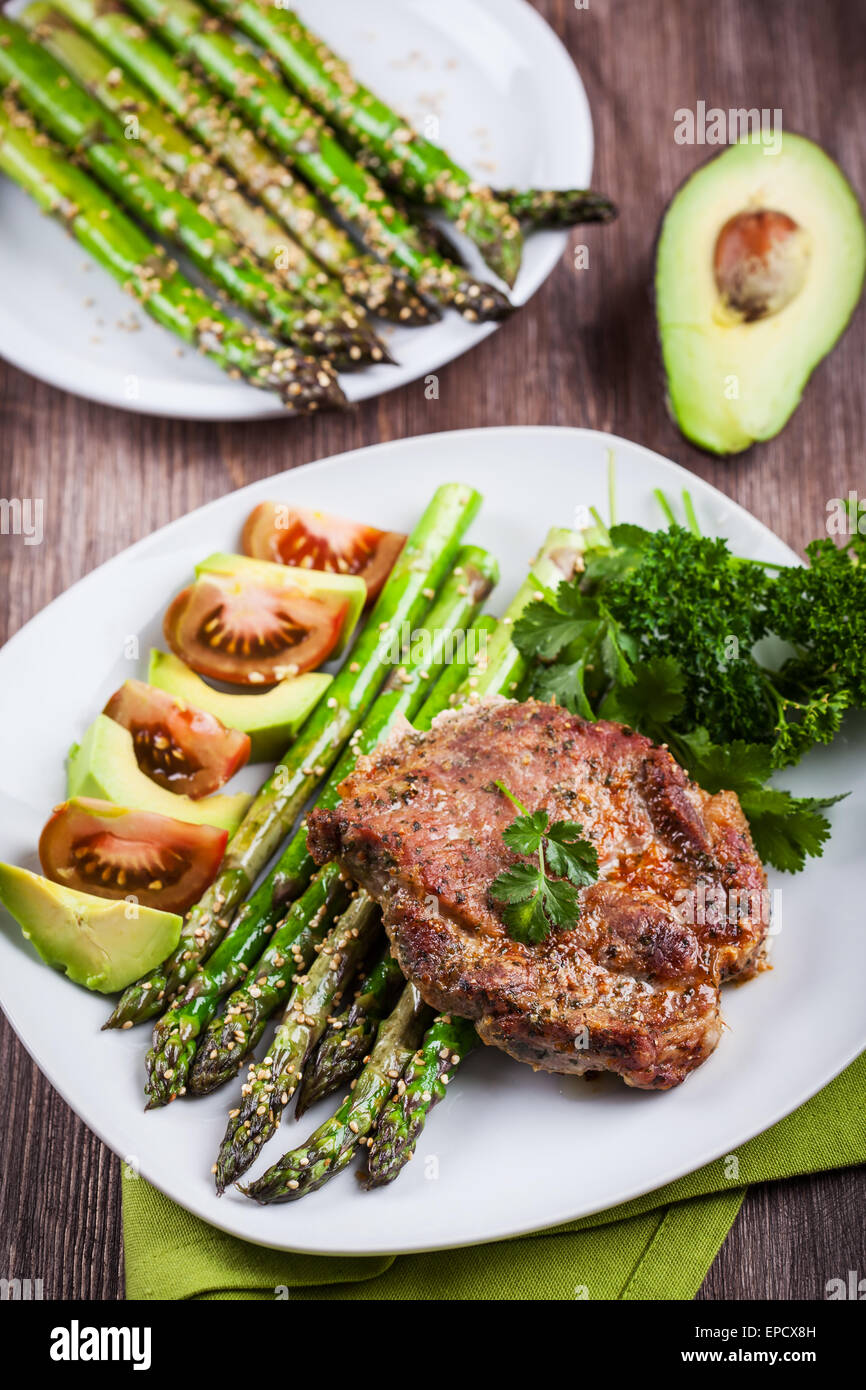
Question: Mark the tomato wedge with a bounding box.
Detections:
[104,680,250,799]
[242,503,406,604]
[39,798,228,914]
[163,573,345,686]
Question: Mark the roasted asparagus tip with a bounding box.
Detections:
[346,264,440,326]
[103,979,165,1030]
[497,187,619,230]
[452,279,514,324]
[143,1033,198,1109]
[256,348,348,413]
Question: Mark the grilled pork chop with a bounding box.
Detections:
[307,700,769,1090]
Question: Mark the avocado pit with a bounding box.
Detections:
[713,209,810,321]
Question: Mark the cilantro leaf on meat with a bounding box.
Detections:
[544,820,601,887]
[501,810,550,856]
[488,784,599,945]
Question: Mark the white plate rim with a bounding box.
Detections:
[0,425,863,1257]
[0,0,592,420]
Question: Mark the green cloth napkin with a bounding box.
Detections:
[124,1050,865,1300]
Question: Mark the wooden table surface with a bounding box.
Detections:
[1,0,864,1300]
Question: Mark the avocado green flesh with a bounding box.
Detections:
[656,133,866,454]
[147,649,332,762]
[0,862,181,994]
[196,552,366,658]
[67,715,251,832]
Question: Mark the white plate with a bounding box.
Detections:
[0,0,592,419]
[1,427,863,1256]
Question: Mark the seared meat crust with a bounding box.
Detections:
[307,700,768,1089]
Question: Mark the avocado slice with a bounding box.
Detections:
[656,133,866,454]
[0,862,181,993]
[195,552,365,658]
[147,650,332,762]
[67,715,251,832]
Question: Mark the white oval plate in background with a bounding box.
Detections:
[0,0,592,419]
[0,427,863,1256]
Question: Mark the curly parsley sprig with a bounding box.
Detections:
[488,783,599,944]
[511,488,862,874]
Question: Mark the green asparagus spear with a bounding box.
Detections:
[499,188,618,229]
[177,861,347,1100]
[412,611,498,731]
[294,944,404,1120]
[0,94,341,410]
[200,0,523,287]
[121,0,513,321]
[235,525,586,1198]
[0,19,361,370]
[142,553,497,1101]
[241,983,431,1204]
[363,1014,479,1187]
[49,0,433,324]
[212,887,382,1193]
[206,581,496,1178]
[194,866,372,1108]
[290,611,499,1117]
[105,482,481,1029]
[177,563,494,1111]
[146,862,348,1107]
[20,4,391,366]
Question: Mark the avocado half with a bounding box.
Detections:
[656,133,866,455]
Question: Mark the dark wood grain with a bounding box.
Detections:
[1,0,864,1301]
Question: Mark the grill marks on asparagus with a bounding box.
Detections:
[24,3,392,362]
[499,187,619,229]
[363,1014,479,1187]
[294,945,404,1118]
[146,862,350,1107]
[241,982,431,1204]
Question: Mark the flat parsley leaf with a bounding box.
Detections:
[500,892,553,945]
[512,586,600,663]
[544,820,601,887]
[488,863,544,904]
[501,810,550,857]
[600,655,686,731]
[489,785,599,944]
[534,657,595,720]
[738,789,846,874]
